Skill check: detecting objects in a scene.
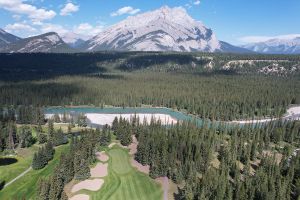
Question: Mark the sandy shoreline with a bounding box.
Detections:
[86,113,177,126]
[231,106,300,124]
[45,105,300,126]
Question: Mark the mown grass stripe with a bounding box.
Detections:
[132,173,145,200]
[90,147,163,200]
[122,176,132,199]
[127,174,139,200]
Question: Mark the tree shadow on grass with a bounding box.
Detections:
[0,158,18,166]
[0,181,5,190]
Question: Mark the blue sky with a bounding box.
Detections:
[0,0,299,44]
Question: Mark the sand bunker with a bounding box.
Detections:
[91,163,108,178]
[131,158,150,174]
[71,179,104,193]
[96,151,109,162]
[86,113,177,126]
[69,194,90,200]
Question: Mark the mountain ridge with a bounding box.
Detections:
[81,6,247,53]
[0,28,21,48]
[0,32,76,53]
[242,37,300,54]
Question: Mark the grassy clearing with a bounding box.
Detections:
[0,144,69,200]
[0,145,38,184]
[87,147,163,200]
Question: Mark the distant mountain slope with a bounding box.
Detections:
[219,41,254,54]
[82,6,248,53]
[242,37,300,54]
[61,32,87,48]
[0,32,76,53]
[0,28,21,47]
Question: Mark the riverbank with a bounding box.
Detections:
[45,105,300,126]
[231,105,300,124]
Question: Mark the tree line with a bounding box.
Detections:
[1,72,299,121]
[111,116,300,200]
[36,127,112,200]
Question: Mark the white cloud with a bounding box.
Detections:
[194,0,201,5]
[12,14,21,20]
[185,4,192,9]
[73,23,104,36]
[60,2,79,16]
[239,34,300,43]
[37,23,104,41]
[0,0,56,22]
[111,6,140,17]
[40,23,69,35]
[5,22,36,33]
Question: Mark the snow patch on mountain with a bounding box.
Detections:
[46,34,61,44]
[0,28,7,34]
[83,6,224,52]
[242,37,300,54]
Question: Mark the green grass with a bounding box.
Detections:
[0,144,69,200]
[109,149,132,175]
[87,147,163,200]
[0,145,38,184]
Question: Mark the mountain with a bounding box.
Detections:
[61,32,88,48]
[0,28,21,47]
[0,32,75,53]
[219,41,254,54]
[82,6,248,53]
[242,37,300,54]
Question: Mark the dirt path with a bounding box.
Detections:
[163,177,168,200]
[3,167,32,188]
[155,177,169,200]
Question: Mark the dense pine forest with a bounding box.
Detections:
[0,52,300,120]
[0,52,299,200]
[113,116,300,200]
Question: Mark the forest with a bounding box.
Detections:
[0,52,299,200]
[0,52,300,120]
[113,116,300,200]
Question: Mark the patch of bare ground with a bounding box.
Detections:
[16,147,33,157]
[128,135,150,174]
[262,150,283,164]
[64,179,76,198]
[236,161,255,175]
[128,135,138,155]
[96,151,109,162]
[69,194,89,200]
[156,177,179,200]
[90,163,108,178]
[71,179,104,193]
[210,153,220,169]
